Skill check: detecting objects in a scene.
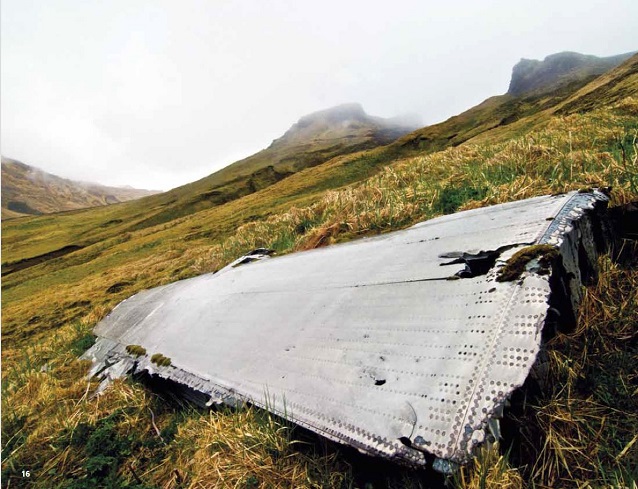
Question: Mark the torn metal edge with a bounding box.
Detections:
[421,190,611,467]
[529,189,610,390]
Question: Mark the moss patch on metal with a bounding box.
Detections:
[150,353,172,367]
[496,244,559,282]
[125,345,146,357]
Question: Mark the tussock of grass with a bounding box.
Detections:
[147,407,351,488]
[454,443,523,489]
[2,97,637,487]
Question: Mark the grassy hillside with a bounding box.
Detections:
[5,54,633,265]
[1,158,160,219]
[2,54,637,488]
[0,58,627,266]
[0,104,415,262]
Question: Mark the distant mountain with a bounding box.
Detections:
[206,102,417,186]
[396,51,637,154]
[1,158,160,219]
[117,103,419,231]
[507,51,635,96]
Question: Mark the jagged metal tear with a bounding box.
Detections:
[83,190,609,468]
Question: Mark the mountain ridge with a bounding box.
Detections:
[393,51,637,155]
[1,157,160,219]
[114,103,419,231]
[507,50,636,96]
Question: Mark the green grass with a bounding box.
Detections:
[432,183,489,214]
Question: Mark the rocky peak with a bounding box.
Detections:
[507,51,635,96]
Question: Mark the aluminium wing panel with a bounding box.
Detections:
[85,190,609,466]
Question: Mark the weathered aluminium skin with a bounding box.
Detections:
[83,190,610,469]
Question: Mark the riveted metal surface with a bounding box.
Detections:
[84,191,609,465]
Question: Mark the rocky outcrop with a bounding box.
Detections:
[508,51,635,96]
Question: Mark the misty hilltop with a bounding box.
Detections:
[507,50,636,96]
[271,103,418,148]
[226,102,418,176]
[116,103,419,232]
[1,157,161,219]
[396,51,638,154]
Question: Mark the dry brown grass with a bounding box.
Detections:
[147,408,350,489]
[454,444,524,489]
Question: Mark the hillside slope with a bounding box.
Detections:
[395,51,635,154]
[1,158,160,219]
[3,53,636,267]
[0,105,417,261]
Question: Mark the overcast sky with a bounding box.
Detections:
[2,1,637,191]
